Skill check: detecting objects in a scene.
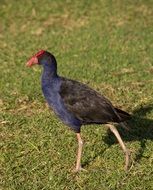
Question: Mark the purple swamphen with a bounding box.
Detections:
[26,50,131,172]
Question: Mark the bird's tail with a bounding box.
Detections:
[115,107,131,122]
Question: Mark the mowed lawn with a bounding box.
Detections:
[1,0,153,189]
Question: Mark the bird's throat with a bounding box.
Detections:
[42,64,58,80]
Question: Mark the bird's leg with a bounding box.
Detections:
[74,133,84,172]
[106,124,130,170]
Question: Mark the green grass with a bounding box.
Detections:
[1,0,153,189]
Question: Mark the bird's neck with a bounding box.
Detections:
[42,64,58,82]
[41,64,60,103]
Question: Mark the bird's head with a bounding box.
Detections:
[26,50,57,67]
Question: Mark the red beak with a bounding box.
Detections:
[26,56,38,67]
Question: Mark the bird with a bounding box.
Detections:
[26,50,131,172]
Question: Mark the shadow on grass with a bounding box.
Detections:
[83,104,153,168]
[104,103,153,162]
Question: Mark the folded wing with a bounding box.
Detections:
[59,78,130,125]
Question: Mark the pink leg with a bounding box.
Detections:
[74,133,85,172]
[106,124,130,170]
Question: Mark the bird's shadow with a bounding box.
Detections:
[83,103,153,167]
[104,103,153,162]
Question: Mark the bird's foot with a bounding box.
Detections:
[73,166,87,173]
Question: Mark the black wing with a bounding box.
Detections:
[59,77,126,125]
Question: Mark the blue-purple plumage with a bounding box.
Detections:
[41,59,81,132]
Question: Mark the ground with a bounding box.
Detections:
[1,0,153,189]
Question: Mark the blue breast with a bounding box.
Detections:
[41,75,81,133]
